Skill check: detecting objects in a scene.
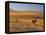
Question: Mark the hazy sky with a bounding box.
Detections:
[9,3,43,12]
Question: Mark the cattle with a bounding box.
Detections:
[32,18,37,24]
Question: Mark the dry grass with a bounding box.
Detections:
[9,11,44,32]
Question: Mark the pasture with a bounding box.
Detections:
[9,11,44,32]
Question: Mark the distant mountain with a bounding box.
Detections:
[10,9,42,13]
[10,9,16,12]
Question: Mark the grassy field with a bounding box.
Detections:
[9,11,44,32]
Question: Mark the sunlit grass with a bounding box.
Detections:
[9,12,44,32]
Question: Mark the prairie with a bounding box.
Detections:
[9,11,44,32]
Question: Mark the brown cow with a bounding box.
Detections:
[32,18,37,24]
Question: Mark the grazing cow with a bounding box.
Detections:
[32,18,37,24]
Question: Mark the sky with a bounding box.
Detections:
[9,3,43,12]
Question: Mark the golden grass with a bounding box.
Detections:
[9,11,42,16]
[9,11,44,32]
